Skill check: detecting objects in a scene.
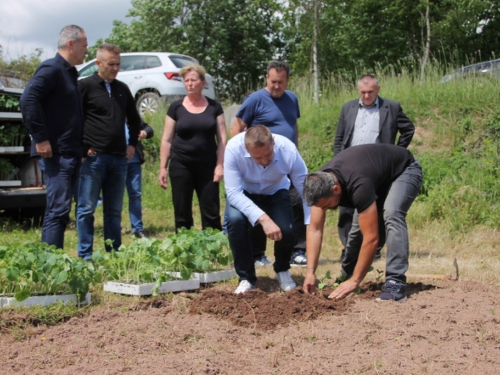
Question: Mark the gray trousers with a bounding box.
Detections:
[342,160,423,284]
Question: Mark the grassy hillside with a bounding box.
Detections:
[2,63,500,285]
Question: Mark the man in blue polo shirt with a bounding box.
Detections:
[230,61,307,268]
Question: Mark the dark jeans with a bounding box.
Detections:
[39,155,81,249]
[342,160,423,284]
[77,154,128,259]
[169,157,221,231]
[251,184,306,259]
[126,161,144,233]
[227,189,296,284]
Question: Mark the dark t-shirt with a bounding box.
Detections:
[321,144,414,213]
[167,97,223,163]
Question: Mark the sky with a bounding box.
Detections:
[0,0,134,62]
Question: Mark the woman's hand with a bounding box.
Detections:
[213,164,224,182]
[159,168,169,189]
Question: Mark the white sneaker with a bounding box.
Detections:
[234,280,256,294]
[275,271,296,292]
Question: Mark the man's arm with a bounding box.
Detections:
[20,65,57,145]
[295,122,299,147]
[141,121,154,139]
[213,114,227,182]
[395,104,415,148]
[230,117,247,137]
[125,86,141,148]
[288,147,311,224]
[224,145,265,225]
[159,115,175,189]
[328,202,379,299]
[303,206,327,293]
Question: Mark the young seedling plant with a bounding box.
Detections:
[94,228,233,295]
[318,270,332,292]
[0,242,100,303]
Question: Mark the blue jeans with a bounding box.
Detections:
[126,161,143,233]
[39,155,81,249]
[343,160,423,284]
[76,154,128,260]
[226,189,297,284]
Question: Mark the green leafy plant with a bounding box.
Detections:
[93,228,232,296]
[0,94,21,112]
[92,239,174,296]
[173,227,232,273]
[370,267,384,282]
[0,242,100,302]
[333,273,348,288]
[0,124,25,147]
[317,270,332,291]
[0,158,15,180]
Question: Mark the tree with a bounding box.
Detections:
[283,0,499,81]
[101,0,283,101]
[0,48,42,86]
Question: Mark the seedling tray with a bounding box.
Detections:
[103,278,200,296]
[0,146,24,153]
[0,293,92,308]
[0,180,22,187]
[168,269,237,284]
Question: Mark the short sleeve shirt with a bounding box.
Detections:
[236,88,300,145]
[321,144,414,213]
[167,97,224,163]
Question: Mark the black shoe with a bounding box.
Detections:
[376,280,407,302]
[133,231,147,239]
[290,250,307,267]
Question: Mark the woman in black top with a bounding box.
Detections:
[159,64,226,231]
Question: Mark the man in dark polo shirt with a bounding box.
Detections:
[21,25,88,250]
[76,43,141,260]
[302,144,422,302]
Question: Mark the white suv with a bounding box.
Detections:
[77,52,216,115]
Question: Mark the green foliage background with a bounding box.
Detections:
[1,0,499,251]
[83,0,500,101]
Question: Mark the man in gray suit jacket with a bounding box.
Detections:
[334,74,415,261]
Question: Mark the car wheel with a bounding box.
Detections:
[136,92,161,116]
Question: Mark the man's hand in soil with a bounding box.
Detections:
[303,273,317,294]
[328,279,359,300]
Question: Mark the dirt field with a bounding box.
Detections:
[1,276,499,375]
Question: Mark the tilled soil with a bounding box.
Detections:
[1,279,499,374]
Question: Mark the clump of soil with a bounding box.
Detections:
[190,281,436,330]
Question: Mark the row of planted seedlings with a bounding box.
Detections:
[0,227,234,307]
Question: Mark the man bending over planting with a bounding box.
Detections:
[302,144,422,302]
[224,125,310,294]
